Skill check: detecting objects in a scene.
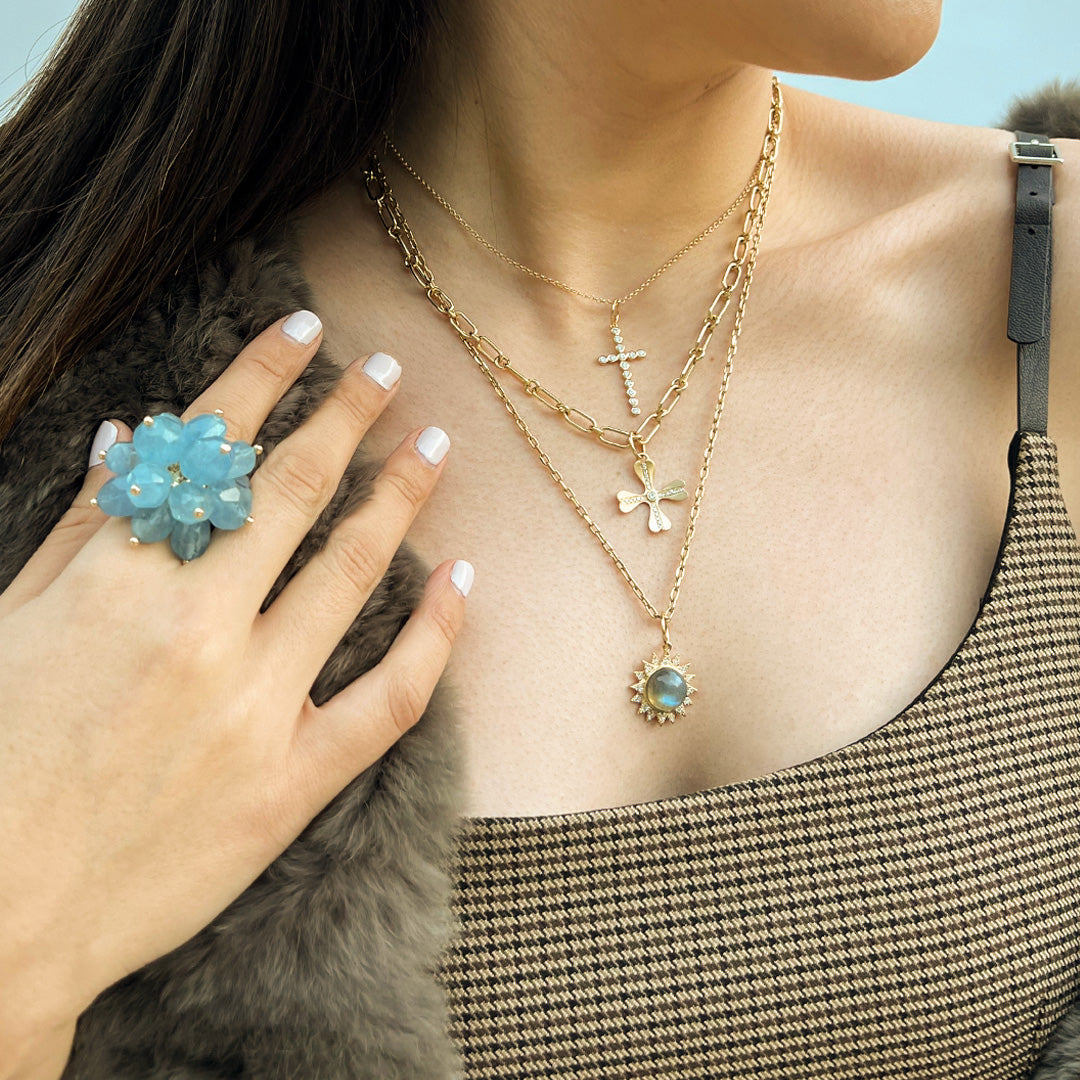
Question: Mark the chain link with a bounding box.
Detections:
[363,78,783,642]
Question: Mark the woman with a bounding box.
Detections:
[2,0,1080,1077]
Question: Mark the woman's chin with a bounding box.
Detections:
[819,2,943,81]
[736,0,942,83]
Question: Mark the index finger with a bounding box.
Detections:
[179,310,324,444]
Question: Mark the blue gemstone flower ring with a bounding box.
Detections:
[90,409,261,563]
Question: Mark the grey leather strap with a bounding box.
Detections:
[1008,132,1062,434]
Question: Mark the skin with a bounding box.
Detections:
[294,0,1080,817]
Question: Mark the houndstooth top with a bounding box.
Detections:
[434,140,1080,1078]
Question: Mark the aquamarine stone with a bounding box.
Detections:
[94,411,256,561]
[223,440,256,480]
[645,667,688,712]
[131,503,174,543]
[170,520,211,561]
[133,412,185,466]
[126,462,172,508]
[96,474,137,516]
[103,441,138,474]
[168,481,211,524]
[180,413,227,445]
[179,436,232,483]
[207,479,253,530]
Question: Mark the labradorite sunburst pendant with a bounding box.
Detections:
[631,650,697,724]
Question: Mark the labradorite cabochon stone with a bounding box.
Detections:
[644,666,688,712]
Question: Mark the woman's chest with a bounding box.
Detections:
[342,307,1029,816]
[298,169,1075,817]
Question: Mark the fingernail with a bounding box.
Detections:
[361,351,401,390]
[88,420,118,469]
[415,426,450,466]
[450,560,475,598]
[282,310,322,345]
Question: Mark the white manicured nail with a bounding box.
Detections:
[450,560,475,598]
[88,420,118,469]
[282,310,322,345]
[362,351,401,390]
[415,426,450,466]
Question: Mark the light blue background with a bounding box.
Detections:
[1,0,1078,127]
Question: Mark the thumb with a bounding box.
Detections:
[83,417,134,511]
[0,419,133,615]
[87,418,130,471]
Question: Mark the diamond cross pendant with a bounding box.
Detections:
[597,301,646,416]
[617,455,688,533]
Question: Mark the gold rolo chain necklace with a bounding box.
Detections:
[385,131,764,416]
[364,77,784,723]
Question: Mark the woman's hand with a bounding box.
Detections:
[0,312,470,1078]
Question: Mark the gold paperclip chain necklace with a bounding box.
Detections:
[364,80,783,723]
[365,80,781,541]
[385,130,763,415]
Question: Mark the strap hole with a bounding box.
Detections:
[1031,190,1039,196]
[1029,227,1036,235]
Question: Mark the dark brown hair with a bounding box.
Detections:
[0,0,437,444]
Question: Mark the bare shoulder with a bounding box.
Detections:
[791,87,1080,449]
[945,128,1080,464]
[906,118,1080,504]
[907,119,1080,483]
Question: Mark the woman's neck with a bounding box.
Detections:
[388,3,797,298]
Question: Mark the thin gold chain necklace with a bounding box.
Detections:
[363,85,783,722]
[384,132,762,308]
[384,118,766,415]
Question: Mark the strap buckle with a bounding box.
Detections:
[1010,138,1064,166]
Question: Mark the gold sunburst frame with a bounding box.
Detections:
[631,653,697,723]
